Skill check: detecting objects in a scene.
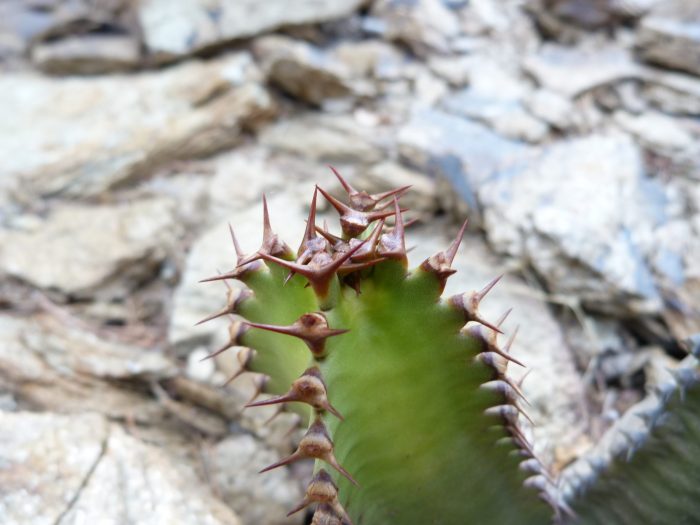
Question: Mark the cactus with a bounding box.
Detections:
[200,170,700,524]
[560,344,700,525]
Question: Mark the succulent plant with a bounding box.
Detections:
[199,170,700,525]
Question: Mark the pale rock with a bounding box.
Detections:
[640,68,700,115]
[31,33,140,75]
[637,0,700,77]
[428,55,476,87]
[480,133,664,314]
[259,113,383,164]
[21,315,177,380]
[613,110,695,152]
[206,148,287,224]
[332,39,405,79]
[0,198,181,299]
[206,434,304,525]
[0,411,110,525]
[60,421,242,525]
[442,89,548,143]
[138,0,366,59]
[0,54,274,208]
[370,0,461,55]
[397,107,532,220]
[525,89,577,129]
[412,66,449,105]
[187,348,217,382]
[0,315,169,422]
[253,35,355,106]
[524,42,642,97]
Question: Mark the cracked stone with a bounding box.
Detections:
[480,133,666,315]
[138,0,366,59]
[0,53,273,209]
[0,198,181,299]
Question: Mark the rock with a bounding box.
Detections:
[0,53,273,209]
[259,113,384,164]
[613,110,695,152]
[525,89,577,129]
[639,68,700,115]
[524,42,641,97]
[332,39,405,80]
[65,425,242,524]
[637,0,700,77]
[531,0,657,30]
[206,148,287,224]
[369,0,460,55]
[409,223,588,469]
[22,314,177,380]
[206,434,304,525]
[0,198,181,299]
[0,411,110,525]
[480,133,665,314]
[253,35,354,106]
[138,0,366,59]
[397,107,533,219]
[0,315,170,422]
[442,89,548,143]
[30,33,140,74]
[0,411,243,525]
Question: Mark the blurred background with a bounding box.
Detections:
[0,0,699,524]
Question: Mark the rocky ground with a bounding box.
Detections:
[0,1,699,524]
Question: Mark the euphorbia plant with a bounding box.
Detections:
[200,169,699,525]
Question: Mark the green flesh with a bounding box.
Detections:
[239,264,316,394]
[239,258,551,524]
[319,262,550,524]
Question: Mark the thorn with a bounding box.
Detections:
[496,308,513,328]
[222,347,255,386]
[480,379,530,407]
[260,417,358,485]
[263,403,286,425]
[337,257,387,276]
[419,222,470,291]
[350,219,384,262]
[195,287,252,325]
[485,404,535,426]
[287,469,342,515]
[237,194,293,266]
[258,240,367,299]
[246,375,268,405]
[228,223,245,262]
[448,275,505,332]
[201,320,248,360]
[445,218,469,265]
[466,324,525,367]
[317,185,404,237]
[246,312,348,357]
[524,475,548,492]
[476,275,504,304]
[312,503,354,525]
[329,165,410,213]
[246,367,343,420]
[378,197,407,261]
[298,187,321,258]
